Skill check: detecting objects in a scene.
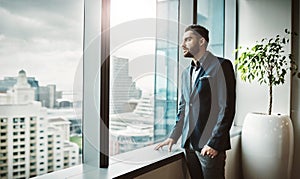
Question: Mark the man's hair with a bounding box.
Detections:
[185,24,209,43]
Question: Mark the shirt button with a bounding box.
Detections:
[189,103,192,107]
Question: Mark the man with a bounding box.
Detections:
[155,24,236,179]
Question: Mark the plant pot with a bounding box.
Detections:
[241,112,294,179]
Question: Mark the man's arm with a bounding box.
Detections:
[207,59,236,151]
[168,92,186,143]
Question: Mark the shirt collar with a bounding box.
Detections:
[191,51,209,71]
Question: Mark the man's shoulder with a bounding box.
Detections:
[217,57,230,63]
[216,57,233,68]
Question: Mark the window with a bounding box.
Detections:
[109,0,179,156]
[0,153,6,157]
[0,166,7,170]
[197,0,225,56]
[13,118,19,123]
[0,118,7,123]
[0,160,7,164]
[82,0,230,169]
[0,2,83,177]
[20,118,25,123]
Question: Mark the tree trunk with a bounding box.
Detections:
[269,84,272,115]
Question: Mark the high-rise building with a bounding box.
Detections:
[0,71,59,108]
[110,56,141,114]
[0,70,79,179]
[110,93,154,155]
[0,72,39,101]
[38,85,57,109]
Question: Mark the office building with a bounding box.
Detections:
[0,70,79,179]
[110,56,141,114]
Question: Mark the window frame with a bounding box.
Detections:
[83,0,236,168]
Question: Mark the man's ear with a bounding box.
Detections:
[199,37,205,47]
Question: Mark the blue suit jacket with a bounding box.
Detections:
[169,51,236,151]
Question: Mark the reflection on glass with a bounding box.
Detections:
[197,0,224,56]
[109,0,179,155]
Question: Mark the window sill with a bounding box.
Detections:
[33,126,241,179]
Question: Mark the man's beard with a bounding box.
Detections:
[183,51,194,58]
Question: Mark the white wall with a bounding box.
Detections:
[291,0,300,178]
[236,0,291,125]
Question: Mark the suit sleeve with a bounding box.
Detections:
[207,59,236,151]
[169,74,186,143]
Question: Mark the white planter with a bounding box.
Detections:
[241,112,294,179]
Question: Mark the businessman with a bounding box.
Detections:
[155,24,236,179]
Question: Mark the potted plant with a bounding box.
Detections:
[235,29,299,179]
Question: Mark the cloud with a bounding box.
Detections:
[0,0,83,91]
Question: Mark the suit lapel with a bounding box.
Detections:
[190,66,205,99]
[186,66,192,96]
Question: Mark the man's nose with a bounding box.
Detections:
[180,41,185,48]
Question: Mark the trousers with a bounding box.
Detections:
[184,148,226,179]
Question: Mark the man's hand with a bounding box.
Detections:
[200,145,218,158]
[154,138,175,152]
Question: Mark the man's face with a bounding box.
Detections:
[181,31,201,58]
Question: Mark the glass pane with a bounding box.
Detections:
[109,0,179,155]
[197,0,224,57]
[154,0,179,142]
[0,0,83,177]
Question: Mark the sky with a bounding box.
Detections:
[0,0,160,94]
[110,0,157,92]
[0,0,84,91]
